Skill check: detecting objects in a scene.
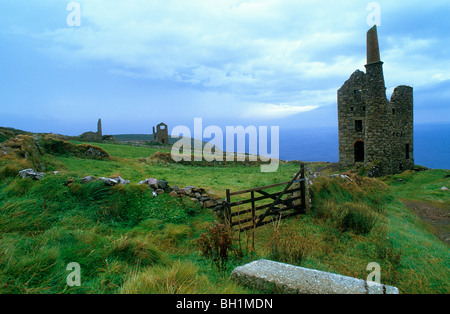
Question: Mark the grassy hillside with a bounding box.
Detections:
[0,136,448,294]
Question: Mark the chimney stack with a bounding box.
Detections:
[366,25,381,64]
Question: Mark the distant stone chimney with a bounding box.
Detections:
[97,119,102,137]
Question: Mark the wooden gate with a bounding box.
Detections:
[225,165,306,232]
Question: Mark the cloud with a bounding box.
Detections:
[4,0,450,126]
[242,103,319,119]
[34,1,365,101]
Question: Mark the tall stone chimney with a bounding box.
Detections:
[366,25,381,64]
[364,25,391,175]
[97,119,102,137]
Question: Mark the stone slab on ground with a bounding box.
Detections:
[231,259,399,294]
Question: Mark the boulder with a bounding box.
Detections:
[80,176,96,184]
[113,176,130,185]
[203,199,217,208]
[99,177,118,186]
[19,169,45,180]
[231,259,399,294]
[148,178,158,189]
[34,172,45,180]
[138,178,157,188]
[157,179,168,190]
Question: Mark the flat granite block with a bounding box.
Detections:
[231,259,399,294]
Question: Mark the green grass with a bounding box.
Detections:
[381,169,450,204]
[70,141,163,159]
[0,138,449,294]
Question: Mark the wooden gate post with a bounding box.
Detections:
[300,164,306,214]
[226,188,232,226]
[251,191,256,249]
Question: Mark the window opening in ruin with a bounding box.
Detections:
[405,144,410,159]
[392,109,396,115]
[354,89,362,102]
[355,120,363,132]
[354,141,364,162]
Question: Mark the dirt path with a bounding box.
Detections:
[401,199,450,246]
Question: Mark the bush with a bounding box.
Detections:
[198,222,235,271]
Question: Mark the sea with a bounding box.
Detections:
[221,123,449,170]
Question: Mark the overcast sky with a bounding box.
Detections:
[0,0,449,136]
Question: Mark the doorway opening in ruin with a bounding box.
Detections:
[354,141,364,162]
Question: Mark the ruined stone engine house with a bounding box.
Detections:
[152,122,169,145]
[338,26,414,176]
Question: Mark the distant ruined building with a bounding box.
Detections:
[80,119,113,142]
[152,122,169,145]
[338,26,414,176]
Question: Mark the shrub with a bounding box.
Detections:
[197,222,235,271]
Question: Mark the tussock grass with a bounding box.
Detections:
[121,260,246,294]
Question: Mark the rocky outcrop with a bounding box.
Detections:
[80,175,130,186]
[1,135,44,170]
[19,169,45,180]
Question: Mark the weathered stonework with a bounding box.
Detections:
[338,26,414,176]
[152,122,169,145]
[80,118,114,142]
[80,118,103,141]
[231,259,399,294]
